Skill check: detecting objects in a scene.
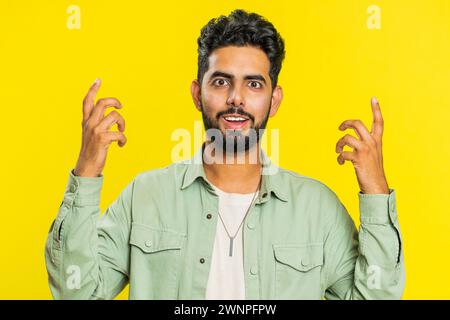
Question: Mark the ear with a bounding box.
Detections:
[269,85,283,117]
[190,79,203,112]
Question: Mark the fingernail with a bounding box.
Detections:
[93,78,101,85]
[371,96,378,105]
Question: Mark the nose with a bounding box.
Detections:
[226,85,245,107]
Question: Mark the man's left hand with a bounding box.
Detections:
[335,97,390,194]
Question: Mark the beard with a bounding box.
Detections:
[200,103,271,154]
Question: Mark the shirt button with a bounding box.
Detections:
[301,257,309,267]
[250,266,258,275]
[206,214,212,219]
[70,184,77,193]
[145,240,152,247]
[247,222,255,230]
[200,258,205,264]
[389,195,396,213]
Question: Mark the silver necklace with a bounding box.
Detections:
[216,169,262,257]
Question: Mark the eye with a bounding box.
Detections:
[248,81,263,89]
[212,78,229,87]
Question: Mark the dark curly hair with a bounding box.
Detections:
[197,9,286,90]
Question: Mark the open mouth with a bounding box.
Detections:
[221,115,250,130]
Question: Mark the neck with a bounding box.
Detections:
[202,141,262,194]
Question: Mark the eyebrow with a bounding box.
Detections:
[209,71,267,84]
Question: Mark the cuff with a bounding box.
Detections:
[62,168,104,207]
[359,188,397,225]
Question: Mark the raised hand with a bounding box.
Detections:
[74,79,126,177]
[335,97,389,194]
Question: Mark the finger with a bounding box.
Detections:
[90,97,123,124]
[97,110,125,132]
[101,131,127,147]
[338,119,372,141]
[337,151,356,165]
[82,78,101,122]
[335,134,362,153]
[370,96,384,139]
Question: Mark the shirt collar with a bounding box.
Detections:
[180,143,288,203]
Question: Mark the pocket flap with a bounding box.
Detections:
[273,243,323,272]
[129,223,186,253]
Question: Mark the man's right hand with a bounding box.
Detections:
[74,78,126,177]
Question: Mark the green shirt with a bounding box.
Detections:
[45,145,405,299]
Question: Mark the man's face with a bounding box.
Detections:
[192,46,282,153]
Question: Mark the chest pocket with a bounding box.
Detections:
[273,242,324,299]
[128,223,187,299]
[129,223,186,253]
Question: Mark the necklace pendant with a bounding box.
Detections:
[229,237,234,257]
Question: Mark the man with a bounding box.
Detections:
[45,9,404,299]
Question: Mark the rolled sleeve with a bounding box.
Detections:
[63,169,104,207]
[358,189,397,225]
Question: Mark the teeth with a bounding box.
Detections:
[224,116,247,122]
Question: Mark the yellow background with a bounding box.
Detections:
[1,0,449,299]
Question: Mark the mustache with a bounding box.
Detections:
[216,106,255,122]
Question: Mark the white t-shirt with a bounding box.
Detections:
[205,183,259,300]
